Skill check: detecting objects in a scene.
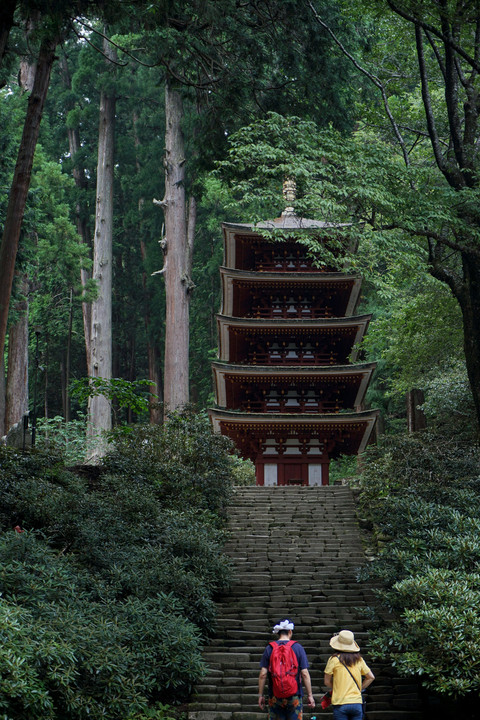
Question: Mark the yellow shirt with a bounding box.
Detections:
[324,655,371,705]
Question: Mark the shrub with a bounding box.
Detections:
[0,411,235,718]
[36,414,88,465]
[230,456,256,485]
[103,410,235,514]
[329,454,358,484]
[358,431,480,697]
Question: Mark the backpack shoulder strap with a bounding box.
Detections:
[269,640,297,649]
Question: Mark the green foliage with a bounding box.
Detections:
[36,414,88,465]
[362,275,464,396]
[358,271,471,434]
[358,432,480,696]
[22,147,90,416]
[0,531,202,719]
[230,456,256,486]
[0,412,235,718]
[328,454,358,484]
[104,409,235,514]
[421,360,474,430]
[70,376,156,420]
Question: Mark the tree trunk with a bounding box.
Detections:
[60,52,93,373]
[64,287,73,422]
[459,253,480,430]
[0,354,6,437]
[87,37,116,456]
[406,389,426,433]
[5,276,29,432]
[140,229,163,423]
[43,336,48,421]
[0,34,58,365]
[162,78,193,415]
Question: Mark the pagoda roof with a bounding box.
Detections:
[219,266,360,282]
[217,313,371,363]
[209,408,379,457]
[222,220,358,271]
[212,361,376,410]
[217,313,371,328]
[212,360,375,374]
[222,216,352,231]
[219,267,362,318]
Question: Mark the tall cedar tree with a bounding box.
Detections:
[0,1,120,413]
[144,0,359,414]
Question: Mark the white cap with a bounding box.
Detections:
[273,619,294,634]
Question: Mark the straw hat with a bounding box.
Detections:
[329,630,360,652]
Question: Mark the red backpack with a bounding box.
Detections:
[268,640,299,698]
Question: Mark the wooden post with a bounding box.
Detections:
[406,389,427,433]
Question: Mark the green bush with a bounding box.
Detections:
[329,454,358,484]
[0,412,235,718]
[103,410,235,514]
[36,414,88,465]
[230,456,256,485]
[359,431,480,697]
[0,532,204,719]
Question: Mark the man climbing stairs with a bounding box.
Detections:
[188,486,422,720]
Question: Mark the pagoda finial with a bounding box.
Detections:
[282,177,296,216]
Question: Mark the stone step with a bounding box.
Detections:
[188,487,421,720]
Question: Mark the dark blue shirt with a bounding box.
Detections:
[260,640,309,697]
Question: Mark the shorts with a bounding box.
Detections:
[268,695,303,720]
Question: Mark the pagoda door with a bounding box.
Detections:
[282,463,305,486]
[308,463,323,486]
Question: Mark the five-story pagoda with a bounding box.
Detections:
[209,185,378,486]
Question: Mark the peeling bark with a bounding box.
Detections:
[87,37,116,456]
[162,77,192,415]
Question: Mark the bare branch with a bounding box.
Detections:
[161,58,222,89]
[151,262,167,277]
[409,227,480,259]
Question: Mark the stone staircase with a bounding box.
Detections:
[188,486,422,720]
